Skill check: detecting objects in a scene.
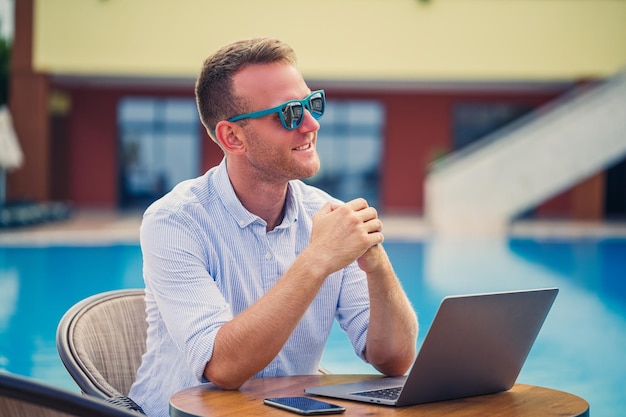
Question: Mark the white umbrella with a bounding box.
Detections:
[0,105,23,205]
[0,105,22,169]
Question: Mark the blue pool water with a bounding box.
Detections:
[1,238,625,416]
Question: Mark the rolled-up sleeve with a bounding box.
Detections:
[335,261,371,362]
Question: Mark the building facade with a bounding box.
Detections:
[7,0,626,220]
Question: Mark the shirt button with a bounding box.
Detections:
[265,252,272,260]
[239,220,245,227]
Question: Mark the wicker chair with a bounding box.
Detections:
[56,289,147,413]
[0,372,140,417]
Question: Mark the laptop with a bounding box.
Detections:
[305,287,558,406]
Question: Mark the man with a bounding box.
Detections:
[129,37,417,417]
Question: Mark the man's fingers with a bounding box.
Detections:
[365,217,383,234]
[315,202,336,217]
[345,198,369,210]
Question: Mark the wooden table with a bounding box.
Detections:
[170,374,590,417]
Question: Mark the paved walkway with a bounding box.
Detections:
[2,209,626,245]
[0,209,143,245]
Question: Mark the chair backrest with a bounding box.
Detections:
[56,289,147,399]
[0,372,140,417]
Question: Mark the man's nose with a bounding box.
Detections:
[298,109,320,132]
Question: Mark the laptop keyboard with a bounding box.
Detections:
[352,386,402,400]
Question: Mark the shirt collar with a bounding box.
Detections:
[213,158,298,230]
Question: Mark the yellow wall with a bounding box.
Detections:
[33,0,626,81]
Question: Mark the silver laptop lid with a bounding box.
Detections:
[305,288,558,407]
[395,287,559,405]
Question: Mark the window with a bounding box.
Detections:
[118,97,200,208]
[305,100,384,208]
[452,102,533,150]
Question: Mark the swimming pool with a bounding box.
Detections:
[1,238,624,416]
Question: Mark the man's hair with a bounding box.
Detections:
[195,37,297,143]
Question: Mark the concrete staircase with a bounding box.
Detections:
[424,70,626,236]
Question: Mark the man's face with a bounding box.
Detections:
[231,63,321,184]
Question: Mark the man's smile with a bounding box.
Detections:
[293,142,313,151]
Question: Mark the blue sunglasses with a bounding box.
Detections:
[226,90,325,131]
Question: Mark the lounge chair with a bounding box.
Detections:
[0,372,139,417]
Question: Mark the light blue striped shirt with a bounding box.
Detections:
[129,159,371,417]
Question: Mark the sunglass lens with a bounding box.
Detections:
[282,103,304,129]
[309,93,325,118]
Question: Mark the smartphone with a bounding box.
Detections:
[263,396,346,415]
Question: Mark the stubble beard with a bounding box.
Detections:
[246,130,321,184]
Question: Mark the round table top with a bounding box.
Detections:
[169,374,590,417]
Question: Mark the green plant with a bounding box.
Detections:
[0,37,10,106]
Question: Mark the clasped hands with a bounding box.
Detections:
[310,198,386,275]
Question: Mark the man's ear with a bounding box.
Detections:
[215,121,245,154]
